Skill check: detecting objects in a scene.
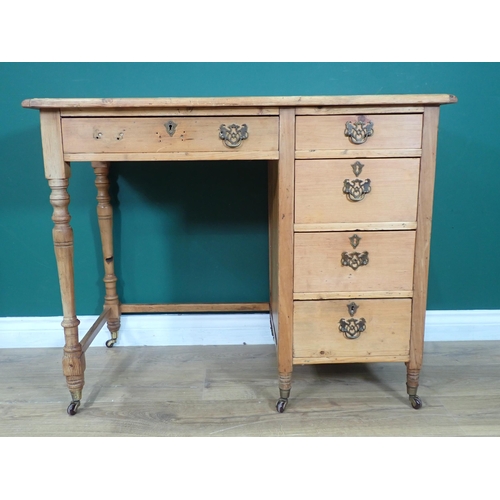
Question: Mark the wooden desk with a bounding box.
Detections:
[22,95,457,415]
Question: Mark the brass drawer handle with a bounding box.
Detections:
[344,119,374,145]
[219,123,249,148]
[341,251,369,270]
[339,317,366,339]
[339,302,366,339]
[343,178,371,202]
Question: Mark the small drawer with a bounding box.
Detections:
[295,158,420,224]
[294,231,415,293]
[61,116,279,154]
[293,298,411,360]
[295,114,423,151]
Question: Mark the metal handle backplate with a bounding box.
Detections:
[341,251,369,270]
[219,123,249,148]
[339,317,366,339]
[343,178,371,202]
[344,119,374,145]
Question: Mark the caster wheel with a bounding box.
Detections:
[67,400,80,416]
[410,395,422,410]
[276,398,288,413]
[105,339,116,348]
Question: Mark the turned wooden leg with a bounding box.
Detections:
[270,108,295,414]
[49,178,84,415]
[92,161,121,347]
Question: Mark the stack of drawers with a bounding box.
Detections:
[291,111,424,374]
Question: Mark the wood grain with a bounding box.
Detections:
[294,222,418,232]
[61,117,278,154]
[60,107,280,117]
[408,106,441,380]
[120,303,269,313]
[22,94,458,109]
[295,158,420,224]
[64,151,280,162]
[293,299,411,360]
[294,231,416,293]
[273,108,295,390]
[295,149,422,159]
[40,110,69,179]
[295,106,425,115]
[0,341,496,437]
[296,114,423,151]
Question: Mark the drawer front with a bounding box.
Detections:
[296,114,423,151]
[61,116,279,154]
[294,231,415,293]
[293,299,412,359]
[295,158,420,224]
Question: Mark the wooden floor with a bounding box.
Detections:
[1,340,499,436]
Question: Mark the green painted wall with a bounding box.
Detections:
[1,62,499,316]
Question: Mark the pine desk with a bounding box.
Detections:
[22,95,457,415]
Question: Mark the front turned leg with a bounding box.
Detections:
[92,162,121,347]
[276,372,292,413]
[49,179,84,415]
[406,366,422,410]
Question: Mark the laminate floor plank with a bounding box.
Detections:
[1,342,499,436]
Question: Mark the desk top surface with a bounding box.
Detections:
[22,94,457,110]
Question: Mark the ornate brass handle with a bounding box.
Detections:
[344,119,374,145]
[339,317,366,339]
[219,123,249,148]
[341,251,369,270]
[339,302,366,339]
[343,178,371,202]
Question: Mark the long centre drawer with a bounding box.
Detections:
[61,116,279,154]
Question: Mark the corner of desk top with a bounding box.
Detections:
[21,98,48,109]
[22,98,65,109]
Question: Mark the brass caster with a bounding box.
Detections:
[276,398,288,413]
[67,400,81,416]
[409,395,422,410]
[105,330,118,348]
[105,338,117,348]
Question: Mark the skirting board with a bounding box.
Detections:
[0,310,499,349]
